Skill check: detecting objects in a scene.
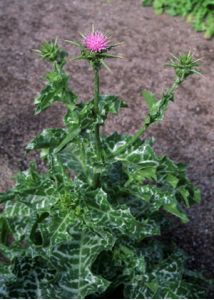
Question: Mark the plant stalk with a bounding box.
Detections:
[94,65,102,160]
[112,78,181,157]
[93,63,103,187]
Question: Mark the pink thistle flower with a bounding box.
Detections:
[84,31,109,52]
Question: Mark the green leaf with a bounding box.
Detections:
[114,139,157,164]
[164,201,189,223]
[98,95,127,124]
[99,95,127,113]
[193,187,201,203]
[0,190,16,204]
[132,185,189,223]
[8,256,55,299]
[103,132,142,157]
[45,224,114,299]
[34,58,77,114]
[141,90,158,110]
[26,128,67,154]
[0,217,11,244]
[2,194,58,242]
[85,189,153,240]
[122,245,207,299]
[0,279,9,298]
[157,156,201,207]
[166,174,179,188]
[11,162,56,196]
[38,210,77,246]
[126,161,158,184]
[53,127,80,154]
[64,106,80,129]
[178,186,190,208]
[59,137,99,185]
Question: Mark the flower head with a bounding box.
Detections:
[84,31,109,53]
[65,28,123,69]
[34,39,68,66]
[39,40,60,62]
[166,52,201,80]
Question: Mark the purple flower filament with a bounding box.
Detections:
[84,31,108,52]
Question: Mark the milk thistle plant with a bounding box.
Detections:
[0,30,209,298]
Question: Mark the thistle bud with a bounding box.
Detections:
[167,52,201,81]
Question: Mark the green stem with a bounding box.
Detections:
[93,63,103,187]
[94,64,103,161]
[112,78,181,157]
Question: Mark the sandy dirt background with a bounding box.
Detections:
[0,0,214,278]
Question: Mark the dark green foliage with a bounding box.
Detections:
[141,0,214,39]
[0,40,210,298]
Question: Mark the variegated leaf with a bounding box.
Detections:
[85,188,152,240]
[44,223,115,299]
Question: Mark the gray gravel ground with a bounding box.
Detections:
[0,0,214,278]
